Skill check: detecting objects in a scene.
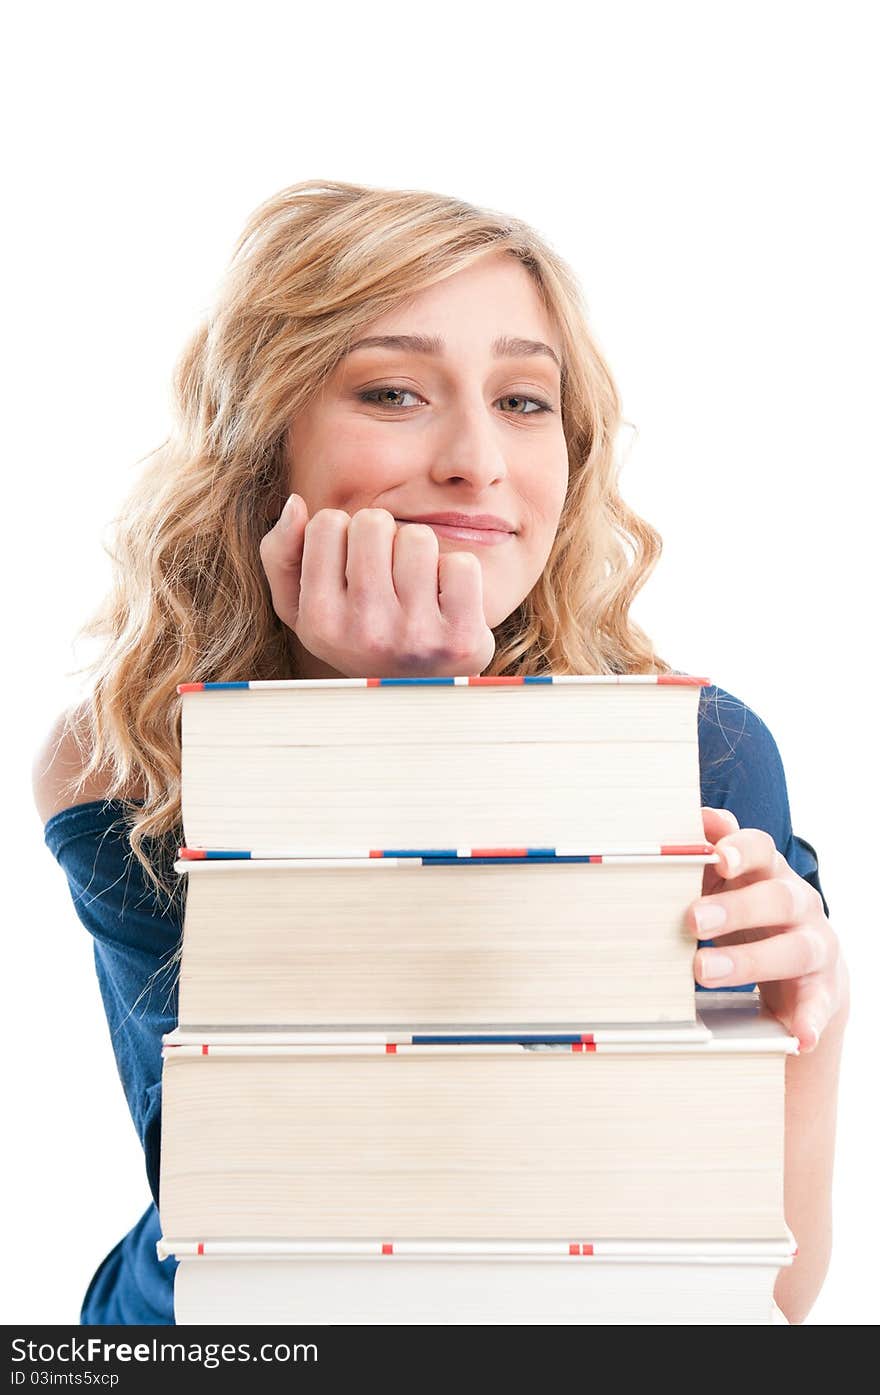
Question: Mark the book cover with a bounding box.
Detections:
[177,673,710,853]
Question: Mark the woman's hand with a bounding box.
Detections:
[259,493,497,678]
[690,807,848,1051]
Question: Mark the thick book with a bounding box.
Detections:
[176,674,711,854]
[168,1238,795,1326]
[158,996,797,1246]
[175,851,716,1028]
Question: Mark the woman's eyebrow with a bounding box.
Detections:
[348,333,561,370]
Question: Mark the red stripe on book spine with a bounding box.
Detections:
[467,676,525,685]
[177,683,206,693]
[201,1044,209,1056]
[661,843,715,855]
[196,1243,204,1255]
[178,848,207,860]
[366,678,382,687]
[385,1044,397,1054]
[472,847,528,858]
[580,1034,595,1045]
[569,1243,580,1255]
[657,675,710,685]
[382,1243,394,1255]
[582,1243,594,1255]
[571,1042,597,1052]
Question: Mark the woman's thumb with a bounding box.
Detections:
[259,492,309,629]
[278,491,307,533]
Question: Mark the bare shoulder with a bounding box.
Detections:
[32,703,147,825]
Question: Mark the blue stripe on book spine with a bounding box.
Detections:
[411,1033,588,1044]
[696,982,756,993]
[418,848,599,859]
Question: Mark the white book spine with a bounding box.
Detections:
[157,1235,796,1261]
[175,852,720,869]
[163,1023,713,1047]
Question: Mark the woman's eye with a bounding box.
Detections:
[358,387,552,414]
[498,394,551,415]
[359,387,423,409]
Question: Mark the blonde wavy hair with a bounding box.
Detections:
[63,177,673,902]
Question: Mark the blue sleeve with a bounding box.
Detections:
[698,684,829,917]
[43,800,183,1208]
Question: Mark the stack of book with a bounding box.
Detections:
[157,675,797,1324]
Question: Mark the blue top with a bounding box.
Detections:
[42,682,830,1326]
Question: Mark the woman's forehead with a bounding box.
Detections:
[351,256,561,357]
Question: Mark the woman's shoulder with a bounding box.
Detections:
[694,676,828,913]
[37,707,183,946]
[696,679,796,836]
[32,703,147,828]
[697,679,768,747]
[696,679,782,774]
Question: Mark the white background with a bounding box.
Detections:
[5,0,877,1324]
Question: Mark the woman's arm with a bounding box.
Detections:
[775,967,849,1323]
[690,807,849,1324]
[37,708,177,1208]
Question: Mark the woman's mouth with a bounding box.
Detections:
[394,519,515,545]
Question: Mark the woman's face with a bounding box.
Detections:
[285,251,569,629]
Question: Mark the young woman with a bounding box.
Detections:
[34,179,848,1325]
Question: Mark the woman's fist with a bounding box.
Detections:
[259,494,498,678]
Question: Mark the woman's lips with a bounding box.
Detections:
[395,519,514,545]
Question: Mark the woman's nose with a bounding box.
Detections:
[427,400,509,490]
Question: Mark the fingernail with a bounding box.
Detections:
[722,844,742,876]
[799,1021,820,1052]
[280,493,300,528]
[699,951,734,980]
[694,903,727,934]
